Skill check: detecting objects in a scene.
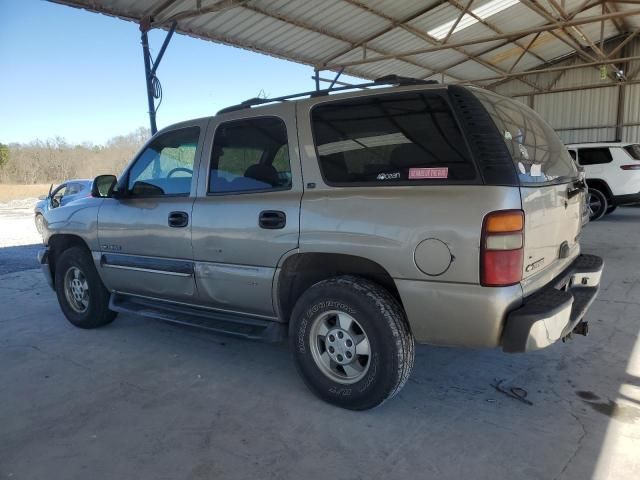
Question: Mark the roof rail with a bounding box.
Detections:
[217,76,438,114]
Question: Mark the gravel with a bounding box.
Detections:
[0,198,43,274]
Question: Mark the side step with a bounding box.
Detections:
[109,293,286,342]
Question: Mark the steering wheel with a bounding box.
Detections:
[167,167,193,178]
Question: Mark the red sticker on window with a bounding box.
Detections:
[408,167,448,179]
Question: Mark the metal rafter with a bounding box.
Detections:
[460,53,640,83]
[446,0,550,66]
[443,0,474,44]
[518,0,602,65]
[337,0,545,91]
[236,2,468,82]
[603,2,627,34]
[326,8,640,69]
[151,0,249,27]
[609,29,640,58]
[508,32,542,73]
[321,0,450,65]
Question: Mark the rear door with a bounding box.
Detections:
[472,89,582,294]
[191,105,302,317]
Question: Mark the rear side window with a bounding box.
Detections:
[624,144,640,160]
[209,117,292,194]
[311,92,476,185]
[578,148,613,165]
[471,89,578,185]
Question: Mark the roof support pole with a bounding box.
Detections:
[314,69,320,91]
[141,28,157,135]
[328,68,345,89]
[140,20,177,135]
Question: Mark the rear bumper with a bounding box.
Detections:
[502,254,603,353]
[37,248,54,289]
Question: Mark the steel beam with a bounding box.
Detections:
[326,9,640,69]
[141,28,157,135]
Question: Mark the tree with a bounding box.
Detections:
[0,143,8,169]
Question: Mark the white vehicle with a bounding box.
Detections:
[567,142,640,220]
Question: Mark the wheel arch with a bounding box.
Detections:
[586,178,613,201]
[47,234,92,286]
[274,252,402,323]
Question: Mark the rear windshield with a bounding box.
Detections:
[311,92,477,185]
[471,88,578,186]
[625,144,640,160]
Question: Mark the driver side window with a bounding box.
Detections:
[127,127,200,196]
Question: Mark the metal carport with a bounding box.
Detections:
[48,0,640,141]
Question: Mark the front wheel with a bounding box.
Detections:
[587,188,608,221]
[34,214,45,235]
[290,276,414,410]
[54,246,117,329]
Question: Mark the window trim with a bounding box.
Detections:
[309,90,482,188]
[120,126,201,199]
[206,115,293,197]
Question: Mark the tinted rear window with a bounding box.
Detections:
[625,144,640,160]
[471,89,578,185]
[578,148,613,165]
[311,92,477,185]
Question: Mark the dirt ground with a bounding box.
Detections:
[0,184,53,203]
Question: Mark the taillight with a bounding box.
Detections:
[481,210,524,287]
[620,165,640,170]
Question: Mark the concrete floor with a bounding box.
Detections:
[1,210,639,480]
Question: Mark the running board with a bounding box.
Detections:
[109,293,286,342]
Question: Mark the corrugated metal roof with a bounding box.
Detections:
[48,0,640,87]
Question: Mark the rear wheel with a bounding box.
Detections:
[54,246,117,329]
[290,276,414,410]
[587,188,608,221]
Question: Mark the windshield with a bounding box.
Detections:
[471,88,578,186]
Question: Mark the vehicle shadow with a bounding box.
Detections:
[0,243,41,275]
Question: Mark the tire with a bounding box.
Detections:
[290,276,414,410]
[54,246,117,329]
[587,188,608,221]
[605,205,617,215]
[35,214,45,235]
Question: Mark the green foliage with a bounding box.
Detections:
[0,143,8,169]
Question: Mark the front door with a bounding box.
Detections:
[191,107,302,318]
[97,122,207,302]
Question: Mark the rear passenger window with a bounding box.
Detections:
[209,118,292,194]
[624,144,640,160]
[578,148,613,165]
[471,88,578,185]
[311,93,476,185]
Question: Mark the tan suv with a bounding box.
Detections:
[38,78,603,410]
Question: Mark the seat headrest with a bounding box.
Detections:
[244,164,278,186]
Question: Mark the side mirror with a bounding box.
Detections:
[92,175,118,198]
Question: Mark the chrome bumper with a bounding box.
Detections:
[37,248,54,289]
[502,254,604,353]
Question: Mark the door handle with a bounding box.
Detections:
[168,211,189,228]
[259,210,286,229]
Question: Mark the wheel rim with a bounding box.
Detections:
[309,310,371,384]
[587,192,602,217]
[63,266,89,313]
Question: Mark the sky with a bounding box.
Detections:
[0,0,361,145]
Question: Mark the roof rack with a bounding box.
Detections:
[217,75,438,114]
